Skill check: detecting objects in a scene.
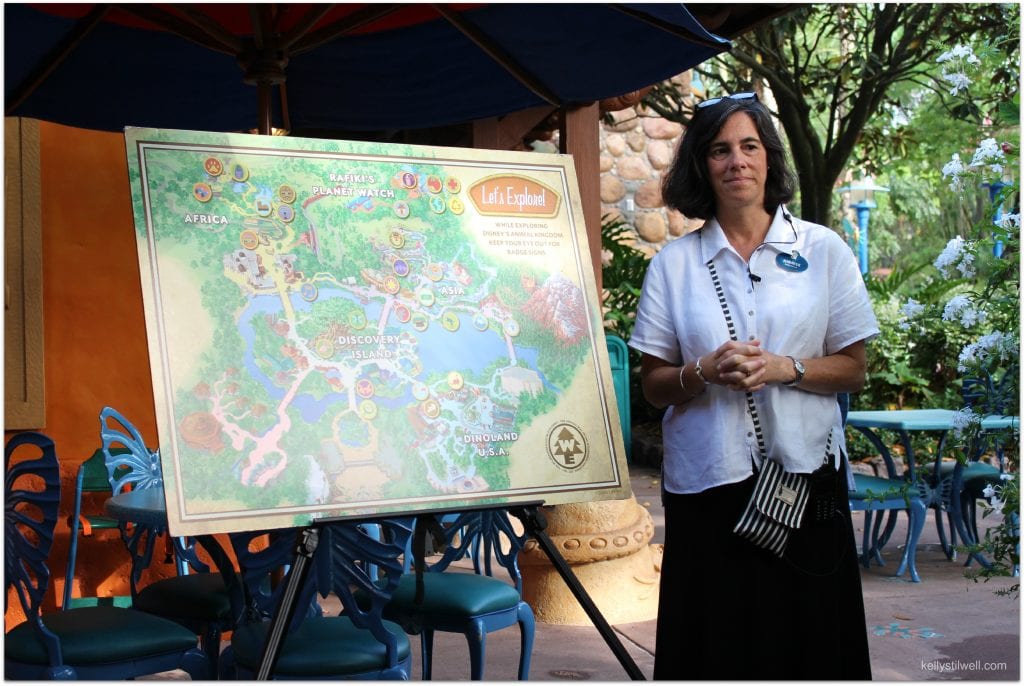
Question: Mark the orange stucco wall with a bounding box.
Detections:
[5,121,176,625]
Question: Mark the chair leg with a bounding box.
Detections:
[868,511,887,566]
[948,509,960,561]
[465,618,487,680]
[63,523,81,610]
[860,510,874,568]
[201,627,222,678]
[876,509,897,551]
[420,629,435,680]
[896,498,925,582]
[180,646,211,680]
[934,503,953,559]
[517,603,535,680]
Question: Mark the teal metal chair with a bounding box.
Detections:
[606,333,632,461]
[843,393,927,582]
[61,447,132,610]
[99,406,235,676]
[219,519,415,679]
[5,431,209,680]
[381,510,535,680]
[929,368,1018,567]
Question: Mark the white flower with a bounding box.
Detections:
[942,71,972,96]
[957,331,1017,372]
[898,298,925,330]
[941,153,964,178]
[942,294,987,327]
[981,482,1005,511]
[952,407,982,436]
[933,236,976,279]
[938,44,976,63]
[941,153,966,191]
[970,138,1007,179]
[996,213,1020,229]
[901,298,925,319]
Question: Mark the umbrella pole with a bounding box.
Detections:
[256,81,273,136]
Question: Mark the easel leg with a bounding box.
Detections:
[256,527,320,680]
[510,506,646,680]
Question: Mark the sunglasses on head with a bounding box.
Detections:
[696,92,758,109]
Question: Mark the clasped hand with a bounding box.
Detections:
[707,339,777,393]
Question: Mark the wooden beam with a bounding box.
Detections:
[471,105,555,151]
[559,102,602,291]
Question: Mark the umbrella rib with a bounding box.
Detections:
[6,4,111,115]
[432,4,561,107]
[171,5,246,54]
[608,4,729,50]
[288,4,404,55]
[113,4,238,56]
[280,4,338,52]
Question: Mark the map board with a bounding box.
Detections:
[125,127,630,536]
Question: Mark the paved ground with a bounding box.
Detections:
[146,464,1020,681]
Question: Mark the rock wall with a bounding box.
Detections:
[532,74,705,256]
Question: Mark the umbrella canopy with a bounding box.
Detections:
[5,3,730,134]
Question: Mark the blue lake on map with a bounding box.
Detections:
[233,290,558,429]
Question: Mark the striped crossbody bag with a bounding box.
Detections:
[705,258,830,556]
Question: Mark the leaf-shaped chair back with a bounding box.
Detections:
[100,406,162,494]
[5,432,62,660]
[315,517,415,663]
[227,528,319,631]
[427,510,528,590]
[963,365,1018,416]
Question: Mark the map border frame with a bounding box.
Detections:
[125,127,631,536]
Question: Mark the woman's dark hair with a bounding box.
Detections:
[661,96,795,220]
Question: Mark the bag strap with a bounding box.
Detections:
[707,259,768,461]
[707,257,835,467]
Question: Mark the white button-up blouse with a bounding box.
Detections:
[629,206,880,495]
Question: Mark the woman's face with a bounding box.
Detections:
[705,112,767,212]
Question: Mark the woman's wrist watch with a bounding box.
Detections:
[782,356,805,386]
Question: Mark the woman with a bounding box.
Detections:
[629,93,877,680]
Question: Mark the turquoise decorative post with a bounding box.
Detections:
[837,176,889,275]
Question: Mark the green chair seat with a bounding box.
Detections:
[134,573,233,621]
[230,616,411,677]
[934,460,1001,490]
[389,572,521,616]
[6,606,201,666]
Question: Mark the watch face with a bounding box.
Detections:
[794,359,806,376]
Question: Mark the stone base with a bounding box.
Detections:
[519,496,662,626]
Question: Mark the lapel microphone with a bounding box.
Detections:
[748,269,762,283]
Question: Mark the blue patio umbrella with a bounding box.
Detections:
[5,3,730,134]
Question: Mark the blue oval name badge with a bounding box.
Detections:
[776,251,808,273]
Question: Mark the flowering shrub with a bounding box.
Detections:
[896,42,1019,590]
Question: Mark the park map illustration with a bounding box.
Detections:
[126,128,628,535]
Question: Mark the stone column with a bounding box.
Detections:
[518,496,663,625]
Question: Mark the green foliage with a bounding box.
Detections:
[600,213,648,342]
[599,213,661,425]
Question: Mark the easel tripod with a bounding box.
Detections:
[255,504,646,680]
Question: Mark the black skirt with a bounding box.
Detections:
[653,457,872,680]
